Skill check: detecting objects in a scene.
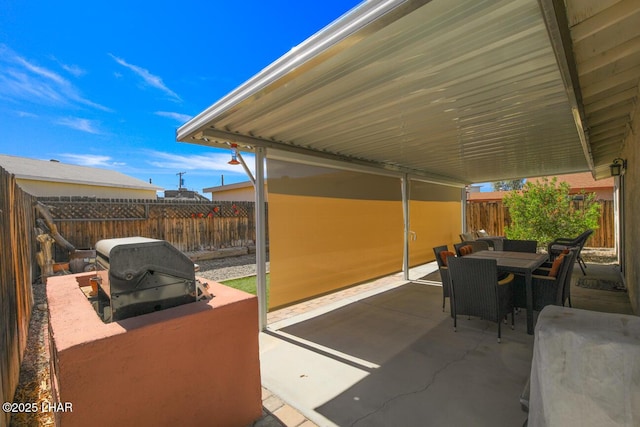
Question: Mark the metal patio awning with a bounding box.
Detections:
[177,0,640,184]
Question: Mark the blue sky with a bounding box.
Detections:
[0,0,363,196]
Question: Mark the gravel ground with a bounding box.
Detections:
[10,282,52,427]
[195,253,270,282]
[580,247,617,264]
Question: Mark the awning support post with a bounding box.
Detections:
[461,187,468,234]
[254,147,268,331]
[402,174,410,281]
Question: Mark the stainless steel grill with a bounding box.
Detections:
[92,237,207,322]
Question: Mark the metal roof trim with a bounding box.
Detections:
[537,0,594,174]
[194,127,468,187]
[267,149,466,188]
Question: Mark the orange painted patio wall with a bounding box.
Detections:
[266,159,463,309]
[409,200,462,265]
[46,273,262,427]
[268,193,404,308]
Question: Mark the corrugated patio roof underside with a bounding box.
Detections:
[178,0,640,185]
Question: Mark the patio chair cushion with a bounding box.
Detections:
[537,248,571,272]
[548,254,565,278]
[498,273,515,286]
[459,245,473,256]
[440,251,456,266]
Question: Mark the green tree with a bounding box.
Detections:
[492,179,525,191]
[502,177,601,248]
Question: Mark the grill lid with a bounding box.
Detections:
[93,237,209,322]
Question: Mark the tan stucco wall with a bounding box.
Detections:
[17,179,157,198]
[622,107,639,314]
[209,184,269,202]
[46,273,262,427]
[212,186,254,201]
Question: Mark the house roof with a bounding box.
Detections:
[203,181,254,194]
[177,0,639,184]
[0,154,162,191]
[534,172,614,190]
[468,172,614,201]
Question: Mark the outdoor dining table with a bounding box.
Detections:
[464,250,548,335]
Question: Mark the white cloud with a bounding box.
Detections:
[15,55,67,85]
[146,150,256,175]
[0,44,110,111]
[58,153,125,168]
[57,60,86,77]
[56,117,101,134]
[155,111,192,123]
[109,54,181,102]
[16,110,38,118]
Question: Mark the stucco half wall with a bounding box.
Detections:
[46,273,262,427]
[266,159,461,309]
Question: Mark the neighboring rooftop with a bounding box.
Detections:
[533,172,614,190]
[0,154,161,191]
[469,172,614,201]
[163,189,210,201]
[203,181,254,194]
[0,154,162,198]
[203,181,268,202]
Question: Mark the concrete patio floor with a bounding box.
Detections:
[255,261,632,427]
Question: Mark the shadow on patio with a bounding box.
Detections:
[259,261,631,427]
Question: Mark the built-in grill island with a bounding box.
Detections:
[92,237,211,322]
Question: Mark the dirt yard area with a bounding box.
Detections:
[580,247,617,264]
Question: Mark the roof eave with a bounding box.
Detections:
[15,174,162,191]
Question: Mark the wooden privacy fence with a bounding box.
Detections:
[0,167,37,426]
[37,198,267,254]
[466,200,614,248]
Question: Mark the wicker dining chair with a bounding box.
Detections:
[433,245,455,312]
[513,250,576,311]
[560,249,579,307]
[475,229,490,238]
[459,232,477,242]
[454,240,490,256]
[447,257,515,343]
[547,229,594,275]
[532,250,576,310]
[502,239,537,253]
[535,247,579,308]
